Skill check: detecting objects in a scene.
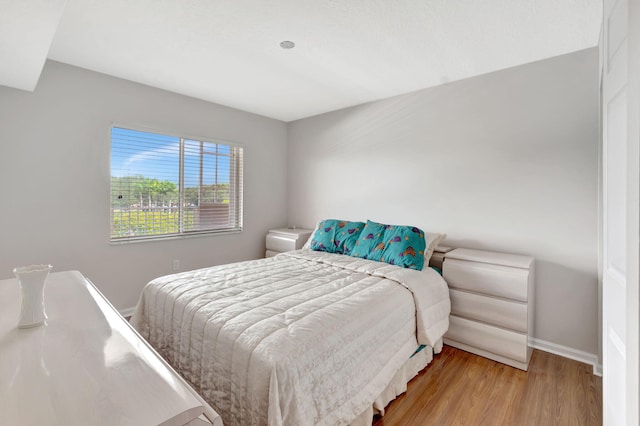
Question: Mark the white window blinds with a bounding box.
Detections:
[111,126,243,242]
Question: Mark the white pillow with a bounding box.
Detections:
[302,220,322,249]
[424,232,446,265]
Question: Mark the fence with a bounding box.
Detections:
[111,203,230,238]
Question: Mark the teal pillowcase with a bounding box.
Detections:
[351,220,387,260]
[352,220,426,270]
[309,219,365,254]
[309,219,340,253]
[380,224,426,270]
[333,220,365,255]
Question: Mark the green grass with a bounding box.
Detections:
[111,209,196,238]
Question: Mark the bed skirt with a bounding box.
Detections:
[349,338,442,425]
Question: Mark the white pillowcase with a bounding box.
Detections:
[302,220,322,250]
[424,232,446,265]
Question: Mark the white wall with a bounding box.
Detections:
[0,50,600,355]
[0,61,288,311]
[287,48,600,354]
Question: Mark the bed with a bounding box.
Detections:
[131,223,451,425]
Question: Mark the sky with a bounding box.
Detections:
[111,127,232,186]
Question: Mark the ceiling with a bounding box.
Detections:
[2,0,602,122]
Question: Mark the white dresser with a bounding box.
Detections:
[265,227,313,257]
[442,248,535,371]
[0,270,222,426]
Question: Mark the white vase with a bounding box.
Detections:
[13,264,52,328]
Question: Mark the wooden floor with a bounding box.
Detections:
[373,345,602,426]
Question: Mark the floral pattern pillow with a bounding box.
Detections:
[309,219,364,254]
[352,220,426,270]
[333,220,365,254]
[351,221,387,259]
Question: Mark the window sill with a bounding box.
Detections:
[110,228,242,245]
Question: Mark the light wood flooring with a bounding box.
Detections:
[373,345,602,426]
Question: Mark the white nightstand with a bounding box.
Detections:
[442,248,535,371]
[265,228,313,258]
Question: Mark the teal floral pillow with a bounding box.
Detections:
[379,224,426,270]
[309,219,340,253]
[352,220,426,270]
[309,219,365,254]
[333,220,365,255]
[351,220,387,260]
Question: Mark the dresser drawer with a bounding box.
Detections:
[445,315,528,363]
[449,289,528,333]
[444,258,530,302]
[266,234,297,252]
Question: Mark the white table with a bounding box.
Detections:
[265,227,313,257]
[0,270,222,426]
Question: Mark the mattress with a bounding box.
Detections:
[131,249,450,425]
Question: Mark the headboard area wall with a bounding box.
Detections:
[286,48,600,359]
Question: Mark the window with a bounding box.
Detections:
[110,126,243,242]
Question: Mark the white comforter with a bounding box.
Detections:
[131,250,450,426]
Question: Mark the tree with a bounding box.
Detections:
[111,175,177,208]
[111,175,231,208]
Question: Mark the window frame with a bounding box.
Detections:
[109,123,244,244]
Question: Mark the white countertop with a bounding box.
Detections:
[0,270,221,426]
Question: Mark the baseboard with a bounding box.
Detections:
[119,306,136,318]
[529,337,602,376]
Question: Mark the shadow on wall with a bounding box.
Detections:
[533,259,598,354]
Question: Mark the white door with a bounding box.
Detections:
[602,0,639,424]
